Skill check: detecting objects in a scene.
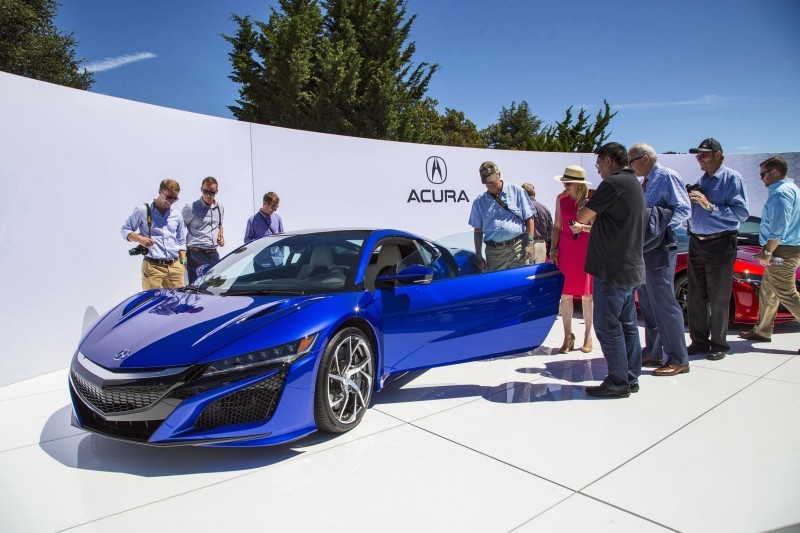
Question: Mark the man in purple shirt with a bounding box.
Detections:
[244,192,284,269]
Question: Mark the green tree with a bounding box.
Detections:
[540,100,616,152]
[483,99,616,153]
[224,0,322,128]
[225,0,438,140]
[0,0,93,89]
[481,101,544,151]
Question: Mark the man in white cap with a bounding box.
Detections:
[469,161,536,272]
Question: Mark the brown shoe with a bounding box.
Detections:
[652,363,690,376]
[738,330,771,342]
[641,357,663,368]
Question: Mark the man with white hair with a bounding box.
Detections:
[629,143,691,376]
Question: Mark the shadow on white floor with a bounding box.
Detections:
[1,318,799,532]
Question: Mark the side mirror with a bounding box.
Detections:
[376,264,433,287]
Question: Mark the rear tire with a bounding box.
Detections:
[314,327,374,433]
[674,273,689,324]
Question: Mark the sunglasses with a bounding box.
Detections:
[162,192,179,202]
[695,152,712,160]
[202,188,217,196]
[759,169,772,178]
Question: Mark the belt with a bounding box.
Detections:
[144,257,177,266]
[485,235,523,248]
[188,246,217,253]
[690,230,737,241]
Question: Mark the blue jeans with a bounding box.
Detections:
[593,275,642,388]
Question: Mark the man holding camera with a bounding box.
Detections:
[685,138,749,361]
[121,179,187,290]
[182,176,225,284]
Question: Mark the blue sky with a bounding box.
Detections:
[56,0,800,153]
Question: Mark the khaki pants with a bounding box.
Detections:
[486,240,526,272]
[533,242,547,264]
[142,259,185,290]
[752,246,800,337]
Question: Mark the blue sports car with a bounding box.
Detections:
[70,229,564,447]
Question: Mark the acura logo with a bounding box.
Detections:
[426,156,447,184]
[114,349,131,361]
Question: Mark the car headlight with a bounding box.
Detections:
[733,271,762,285]
[202,334,319,378]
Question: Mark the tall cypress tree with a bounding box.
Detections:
[225,0,438,140]
[0,0,93,89]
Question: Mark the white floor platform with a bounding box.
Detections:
[1,318,799,533]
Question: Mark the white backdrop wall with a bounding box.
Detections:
[1,71,796,386]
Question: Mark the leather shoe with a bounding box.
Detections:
[586,384,631,398]
[687,343,709,355]
[641,357,663,368]
[652,363,690,376]
[630,382,640,393]
[707,351,726,361]
[738,330,771,342]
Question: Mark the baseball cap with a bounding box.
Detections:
[689,138,723,154]
[479,161,500,183]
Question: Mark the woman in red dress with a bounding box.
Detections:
[549,165,594,353]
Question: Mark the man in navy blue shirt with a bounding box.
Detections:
[685,138,749,361]
[244,192,285,270]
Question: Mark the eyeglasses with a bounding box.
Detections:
[695,152,712,160]
[629,155,645,165]
[202,188,217,196]
[268,203,279,210]
[759,169,773,178]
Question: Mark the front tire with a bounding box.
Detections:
[314,327,374,433]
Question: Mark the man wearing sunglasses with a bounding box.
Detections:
[182,176,225,283]
[121,179,187,290]
[685,138,750,361]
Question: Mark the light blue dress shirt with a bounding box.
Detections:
[688,164,749,235]
[121,202,187,260]
[644,164,691,229]
[760,178,800,246]
[468,184,536,243]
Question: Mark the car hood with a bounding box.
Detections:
[80,290,330,369]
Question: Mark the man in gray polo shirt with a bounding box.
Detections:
[182,176,225,283]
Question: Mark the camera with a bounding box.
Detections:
[128,244,149,256]
[686,183,702,194]
[569,220,580,240]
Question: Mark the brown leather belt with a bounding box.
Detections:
[188,246,217,253]
[690,230,737,241]
[485,235,523,248]
[144,257,177,266]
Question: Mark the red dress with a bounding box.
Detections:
[558,195,593,296]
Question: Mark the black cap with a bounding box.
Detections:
[689,138,723,154]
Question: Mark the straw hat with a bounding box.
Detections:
[553,165,592,185]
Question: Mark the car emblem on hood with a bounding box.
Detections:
[114,349,132,361]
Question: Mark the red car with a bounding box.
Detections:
[673,217,800,324]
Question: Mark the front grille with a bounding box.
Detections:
[70,385,162,442]
[194,370,288,430]
[71,369,170,414]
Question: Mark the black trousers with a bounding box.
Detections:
[187,249,219,284]
[687,234,737,352]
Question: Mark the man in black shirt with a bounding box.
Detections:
[576,142,647,398]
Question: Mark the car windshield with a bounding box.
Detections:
[194,231,368,296]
